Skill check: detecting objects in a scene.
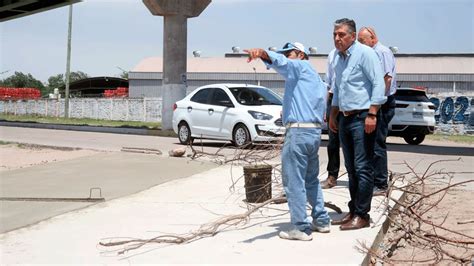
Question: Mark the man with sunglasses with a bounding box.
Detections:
[328,18,386,230]
[245,42,330,241]
[358,26,398,197]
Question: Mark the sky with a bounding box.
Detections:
[1,0,473,83]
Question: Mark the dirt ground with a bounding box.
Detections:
[377,185,474,265]
[0,143,98,172]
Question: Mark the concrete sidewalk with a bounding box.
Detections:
[0,152,216,233]
[0,162,397,265]
[2,126,471,264]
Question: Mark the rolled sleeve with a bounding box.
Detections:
[381,50,394,77]
[363,50,386,105]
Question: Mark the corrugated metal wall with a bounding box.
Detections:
[128,78,162,98]
[129,72,473,97]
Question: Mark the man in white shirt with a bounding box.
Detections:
[358,26,397,197]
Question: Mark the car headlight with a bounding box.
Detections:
[248,110,273,120]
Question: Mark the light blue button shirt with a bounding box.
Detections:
[331,41,386,111]
[325,48,337,92]
[373,42,397,96]
[264,50,326,125]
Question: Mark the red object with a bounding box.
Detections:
[0,87,41,100]
[103,87,129,98]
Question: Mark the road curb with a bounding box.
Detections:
[361,190,408,265]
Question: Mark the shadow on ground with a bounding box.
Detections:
[320,139,473,157]
[184,139,474,157]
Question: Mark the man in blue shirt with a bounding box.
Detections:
[358,26,398,197]
[321,48,342,189]
[245,42,330,241]
[328,18,386,230]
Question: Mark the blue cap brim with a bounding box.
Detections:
[276,47,294,54]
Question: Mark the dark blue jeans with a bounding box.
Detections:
[326,114,341,178]
[338,111,376,220]
[326,94,340,178]
[374,95,396,189]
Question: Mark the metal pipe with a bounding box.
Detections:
[0,197,105,203]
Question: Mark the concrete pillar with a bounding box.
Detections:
[161,14,187,129]
[143,0,211,130]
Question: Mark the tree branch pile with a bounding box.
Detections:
[358,158,474,264]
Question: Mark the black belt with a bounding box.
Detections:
[341,109,368,117]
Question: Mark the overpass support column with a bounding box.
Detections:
[143,0,211,130]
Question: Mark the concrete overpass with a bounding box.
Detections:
[0,0,80,22]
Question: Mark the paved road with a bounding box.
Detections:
[1,126,472,176]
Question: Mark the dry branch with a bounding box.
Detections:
[100,138,343,255]
[99,195,286,255]
[361,158,474,264]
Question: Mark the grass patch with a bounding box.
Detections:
[427,133,474,144]
[0,114,161,129]
[0,140,13,145]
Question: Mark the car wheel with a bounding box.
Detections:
[178,122,193,145]
[232,124,251,148]
[403,134,425,145]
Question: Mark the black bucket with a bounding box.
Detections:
[243,164,272,203]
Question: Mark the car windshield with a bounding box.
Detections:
[229,87,282,106]
[394,89,430,102]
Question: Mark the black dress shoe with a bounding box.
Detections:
[340,215,370,231]
[331,212,353,225]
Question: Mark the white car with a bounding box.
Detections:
[172,84,285,147]
[388,87,436,145]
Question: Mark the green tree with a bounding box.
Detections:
[45,71,90,96]
[0,72,45,94]
[46,74,65,95]
[69,71,89,82]
[118,71,128,79]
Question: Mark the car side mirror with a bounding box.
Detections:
[218,100,234,108]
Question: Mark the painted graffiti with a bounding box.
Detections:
[429,96,473,125]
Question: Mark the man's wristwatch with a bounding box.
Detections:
[367,112,377,117]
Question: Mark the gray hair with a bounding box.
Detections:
[334,18,356,34]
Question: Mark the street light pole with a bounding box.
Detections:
[253,67,260,86]
[64,4,73,118]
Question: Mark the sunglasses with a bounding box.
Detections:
[283,50,297,57]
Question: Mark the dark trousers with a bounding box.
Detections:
[326,93,340,178]
[374,95,396,189]
[339,110,376,220]
[327,115,340,178]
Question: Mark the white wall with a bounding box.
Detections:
[0,98,163,122]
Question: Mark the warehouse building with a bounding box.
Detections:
[128,52,473,98]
